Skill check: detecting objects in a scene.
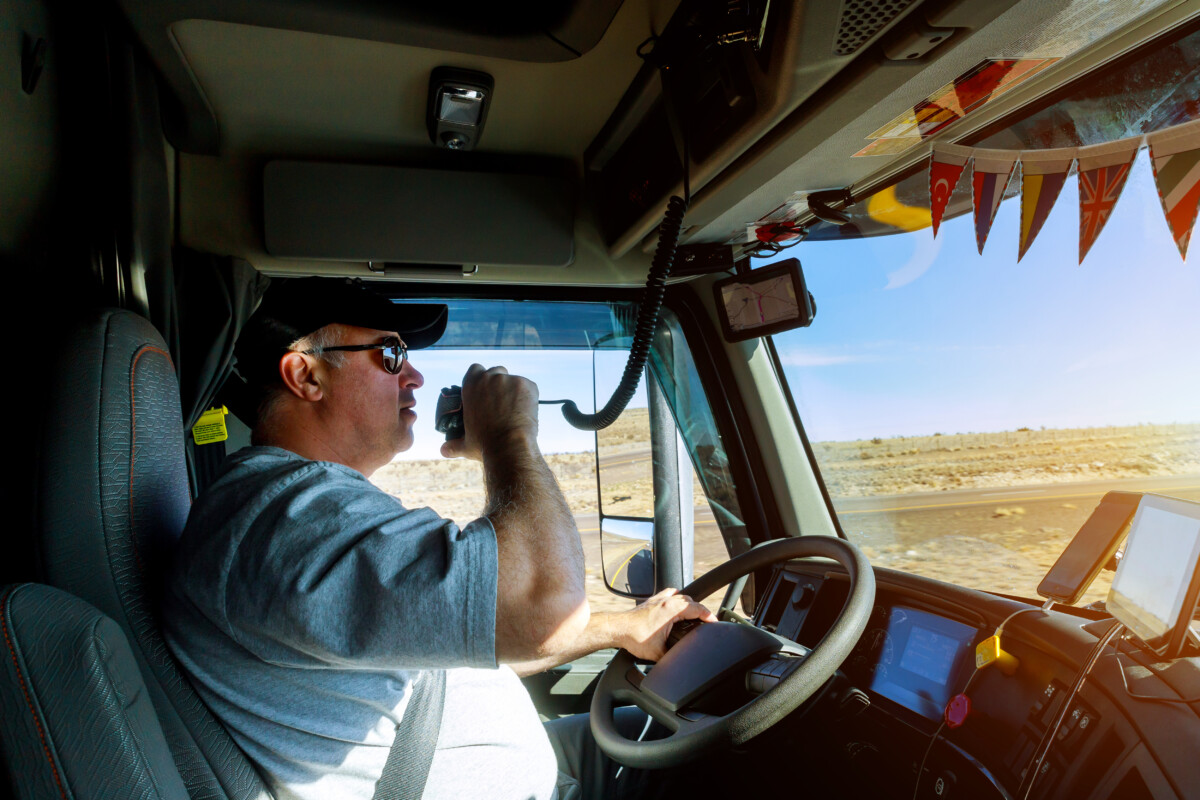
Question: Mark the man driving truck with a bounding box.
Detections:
[162,277,717,800]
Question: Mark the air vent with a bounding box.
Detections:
[834,0,919,56]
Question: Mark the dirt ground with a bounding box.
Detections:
[813,424,1200,602]
[810,424,1200,497]
[372,421,1200,612]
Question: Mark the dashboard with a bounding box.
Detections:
[748,561,1200,800]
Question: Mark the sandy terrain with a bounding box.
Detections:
[813,424,1200,603]
[810,424,1200,498]
[372,420,1200,612]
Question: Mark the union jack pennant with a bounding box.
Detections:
[1148,119,1200,260]
[1077,139,1140,265]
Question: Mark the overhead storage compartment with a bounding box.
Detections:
[263,161,575,267]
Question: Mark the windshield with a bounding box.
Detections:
[770,151,1200,603]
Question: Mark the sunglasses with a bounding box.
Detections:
[302,336,408,374]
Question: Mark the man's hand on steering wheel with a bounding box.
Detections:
[619,589,718,662]
[590,537,875,770]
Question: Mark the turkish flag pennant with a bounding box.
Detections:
[929,144,972,237]
[1077,138,1141,265]
[1147,118,1200,261]
[971,149,1018,254]
[1018,148,1075,262]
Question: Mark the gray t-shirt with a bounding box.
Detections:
[162,446,558,800]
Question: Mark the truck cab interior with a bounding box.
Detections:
[4,0,1200,798]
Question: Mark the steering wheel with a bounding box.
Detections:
[589,536,875,768]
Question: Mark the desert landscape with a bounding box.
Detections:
[812,423,1200,605]
[809,424,1200,498]
[372,417,1200,612]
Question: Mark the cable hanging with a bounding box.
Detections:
[559,194,688,430]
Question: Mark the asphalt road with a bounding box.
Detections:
[592,449,1200,529]
[834,474,1200,515]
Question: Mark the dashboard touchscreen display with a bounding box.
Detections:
[898,625,960,685]
[869,607,976,720]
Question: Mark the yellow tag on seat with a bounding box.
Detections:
[192,406,229,445]
[976,635,1019,675]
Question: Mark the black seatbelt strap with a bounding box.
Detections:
[373,670,446,800]
[193,438,227,494]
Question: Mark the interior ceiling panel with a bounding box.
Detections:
[590,0,942,257]
[116,0,629,153]
[169,12,651,159]
[164,0,1199,286]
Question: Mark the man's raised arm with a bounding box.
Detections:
[441,364,590,663]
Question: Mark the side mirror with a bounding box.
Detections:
[593,362,693,600]
[600,517,656,597]
[594,370,657,598]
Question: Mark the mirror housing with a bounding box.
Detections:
[595,365,695,599]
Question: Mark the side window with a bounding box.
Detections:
[372,300,748,614]
[770,155,1200,602]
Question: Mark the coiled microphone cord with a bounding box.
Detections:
[559,194,688,431]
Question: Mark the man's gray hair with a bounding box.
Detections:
[291,326,348,368]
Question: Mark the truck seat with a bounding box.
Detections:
[4,309,269,799]
[0,582,188,799]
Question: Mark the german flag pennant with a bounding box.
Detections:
[1018,148,1075,262]
[929,144,972,237]
[971,149,1017,254]
[1147,118,1200,261]
[1077,138,1141,265]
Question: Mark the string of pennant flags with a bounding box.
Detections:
[930,117,1200,263]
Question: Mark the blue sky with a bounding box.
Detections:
[771,150,1200,442]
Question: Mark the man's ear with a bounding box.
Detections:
[278,351,324,402]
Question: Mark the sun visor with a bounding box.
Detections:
[263,161,575,267]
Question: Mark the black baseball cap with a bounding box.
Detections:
[236,277,447,385]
